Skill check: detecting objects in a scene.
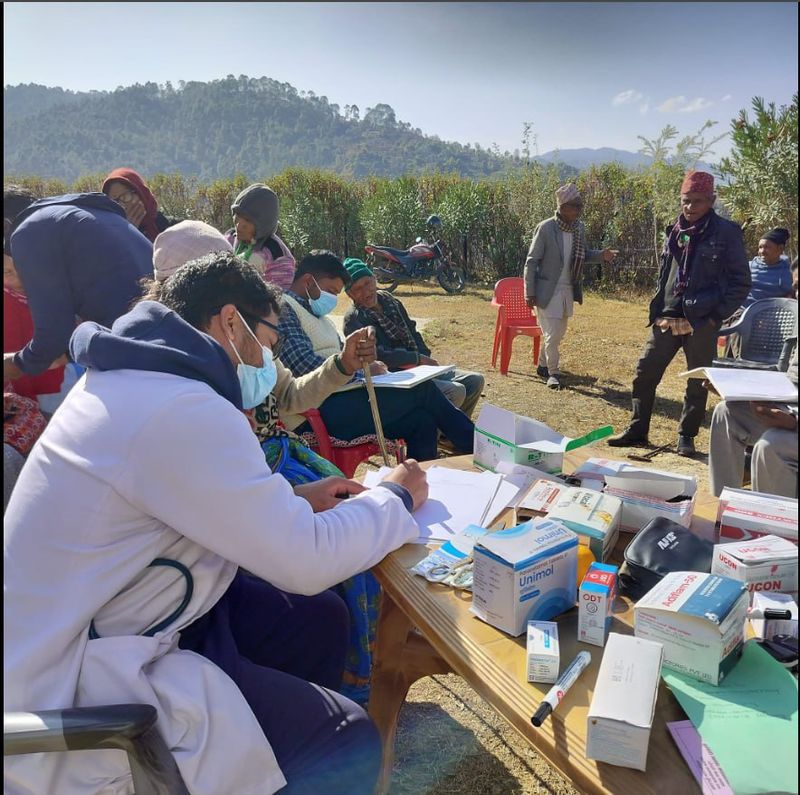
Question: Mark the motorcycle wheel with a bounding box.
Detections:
[437,263,466,294]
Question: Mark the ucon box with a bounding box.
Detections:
[711,535,798,600]
[634,572,747,685]
[471,518,578,637]
[578,563,618,647]
[526,621,560,683]
[547,488,621,562]
[586,633,663,772]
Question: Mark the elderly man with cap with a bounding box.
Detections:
[608,170,750,456]
[225,183,296,289]
[524,183,618,389]
[342,257,485,418]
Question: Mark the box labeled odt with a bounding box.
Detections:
[711,534,798,600]
[547,488,621,562]
[634,571,747,685]
[526,621,560,683]
[473,404,611,474]
[578,563,618,647]
[471,518,578,637]
[586,633,663,771]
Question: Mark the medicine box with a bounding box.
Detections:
[711,535,798,600]
[586,633,663,772]
[546,487,621,562]
[526,620,560,683]
[471,518,578,637]
[716,488,798,544]
[634,571,748,685]
[578,563,618,647]
[749,592,798,641]
[473,404,611,474]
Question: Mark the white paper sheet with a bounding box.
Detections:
[681,367,798,402]
[337,364,456,392]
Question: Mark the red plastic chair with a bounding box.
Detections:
[299,408,400,479]
[490,277,542,376]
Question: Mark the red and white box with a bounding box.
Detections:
[578,562,618,647]
[711,535,798,600]
[716,488,798,544]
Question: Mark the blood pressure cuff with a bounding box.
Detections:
[618,517,714,600]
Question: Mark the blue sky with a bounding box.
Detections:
[3,2,797,159]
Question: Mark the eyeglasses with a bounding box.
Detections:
[242,312,284,359]
[111,189,138,207]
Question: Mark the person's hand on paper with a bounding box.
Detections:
[293,477,366,512]
[750,402,798,430]
[368,360,389,376]
[702,379,719,396]
[381,459,428,511]
[341,327,377,374]
[418,355,439,366]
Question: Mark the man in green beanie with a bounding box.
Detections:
[343,258,484,418]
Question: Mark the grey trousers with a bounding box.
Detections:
[709,400,798,497]
[628,321,718,439]
[434,369,485,419]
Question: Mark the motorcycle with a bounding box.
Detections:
[364,215,467,294]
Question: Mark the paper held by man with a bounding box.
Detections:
[680,366,798,403]
[336,364,456,392]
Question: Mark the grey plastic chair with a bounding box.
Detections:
[4,704,188,795]
[714,298,798,370]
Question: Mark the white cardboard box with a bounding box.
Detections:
[634,572,748,685]
[526,621,560,683]
[749,592,799,640]
[473,404,611,474]
[711,535,798,600]
[572,458,697,533]
[471,518,578,637]
[716,488,798,544]
[578,563,618,647]
[586,633,663,771]
[546,488,621,562]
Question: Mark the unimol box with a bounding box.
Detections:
[526,621,560,683]
[716,488,798,544]
[547,488,621,562]
[634,572,748,685]
[586,633,663,772]
[749,592,798,641]
[471,518,578,637]
[711,535,798,600]
[578,563,618,647]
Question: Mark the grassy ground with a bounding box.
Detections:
[332,285,718,794]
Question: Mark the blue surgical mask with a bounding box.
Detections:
[307,277,339,317]
[230,311,278,409]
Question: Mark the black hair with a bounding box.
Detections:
[3,186,38,255]
[149,251,282,331]
[295,249,351,287]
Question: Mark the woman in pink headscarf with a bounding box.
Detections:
[102,167,178,242]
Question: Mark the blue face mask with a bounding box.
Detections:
[230,311,278,409]
[307,277,339,317]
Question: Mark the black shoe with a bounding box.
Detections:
[536,365,549,379]
[607,429,650,448]
[676,435,696,457]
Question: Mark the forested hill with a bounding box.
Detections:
[3,76,523,181]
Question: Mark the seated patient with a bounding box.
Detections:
[343,258,485,418]
[278,250,476,461]
[4,250,428,795]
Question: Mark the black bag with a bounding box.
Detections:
[619,517,714,600]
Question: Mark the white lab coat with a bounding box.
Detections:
[4,369,418,794]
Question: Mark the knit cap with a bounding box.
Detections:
[343,258,374,286]
[231,184,280,241]
[555,183,582,206]
[153,220,233,281]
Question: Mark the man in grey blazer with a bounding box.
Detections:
[524,183,617,388]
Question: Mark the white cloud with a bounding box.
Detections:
[639,101,650,115]
[612,89,643,107]
[657,95,714,114]
[720,94,732,102]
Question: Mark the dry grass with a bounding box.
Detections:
[332,285,720,793]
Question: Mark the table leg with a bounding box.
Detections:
[369,593,452,794]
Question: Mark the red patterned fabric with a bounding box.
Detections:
[680,170,714,194]
[4,392,46,456]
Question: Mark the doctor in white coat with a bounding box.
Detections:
[4,251,427,795]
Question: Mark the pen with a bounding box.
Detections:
[531,650,592,727]
[746,607,794,621]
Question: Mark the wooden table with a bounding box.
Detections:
[368,453,721,795]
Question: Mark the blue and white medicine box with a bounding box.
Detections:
[471,518,578,637]
[634,571,748,685]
